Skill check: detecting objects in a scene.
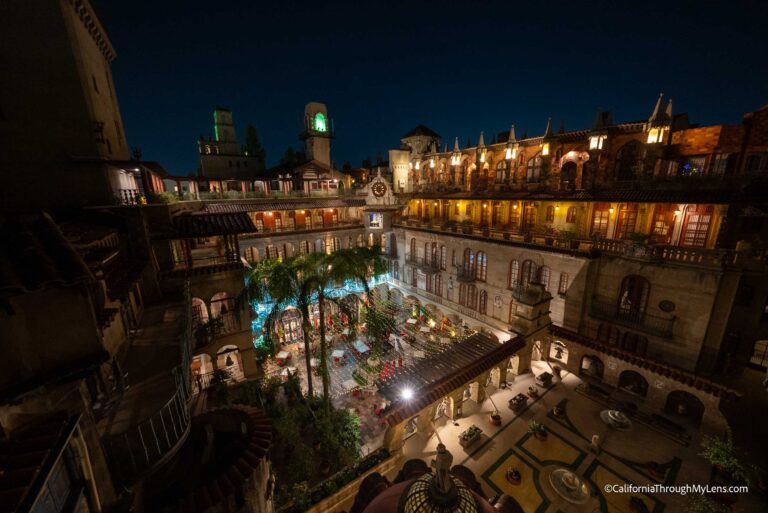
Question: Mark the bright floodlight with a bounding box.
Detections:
[401,387,414,400]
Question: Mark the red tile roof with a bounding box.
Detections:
[201,198,366,213]
[551,325,741,400]
[169,213,257,238]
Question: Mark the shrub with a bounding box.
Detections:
[148,191,178,204]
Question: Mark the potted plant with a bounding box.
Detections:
[527,385,539,398]
[528,420,548,441]
[461,219,474,234]
[490,411,501,426]
[505,468,522,485]
[700,429,756,486]
[559,229,580,249]
[537,224,557,245]
[628,231,650,246]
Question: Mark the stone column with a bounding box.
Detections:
[383,422,405,452]
[447,390,465,420]
[490,364,507,387]
[416,403,438,439]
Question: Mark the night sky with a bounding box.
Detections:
[98,0,768,175]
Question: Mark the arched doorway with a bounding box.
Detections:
[507,355,520,376]
[191,297,209,326]
[617,370,649,398]
[216,345,244,381]
[191,353,213,393]
[561,161,577,190]
[277,307,303,346]
[549,340,568,364]
[664,391,704,425]
[434,397,448,421]
[580,355,604,381]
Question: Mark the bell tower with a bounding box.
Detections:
[301,102,333,166]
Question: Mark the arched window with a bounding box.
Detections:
[590,203,611,238]
[431,242,438,267]
[508,260,520,289]
[300,240,311,254]
[476,251,487,281]
[522,202,536,232]
[478,290,488,314]
[558,272,569,295]
[615,141,646,181]
[566,206,577,223]
[462,248,475,277]
[435,274,442,297]
[618,275,650,320]
[508,301,516,323]
[467,285,477,309]
[526,155,543,182]
[521,260,537,286]
[410,238,416,259]
[440,245,447,270]
[536,265,550,291]
[545,206,555,222]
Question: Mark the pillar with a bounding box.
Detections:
[491,364,507,387]
[447,391,464,420]
[416,403,438,439]
[383,422,405,452]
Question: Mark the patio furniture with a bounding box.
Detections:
[332,349,346,365]
[406,318,418,324]
[509,393,529,413]
[353,339,370,355]
[280,366,297,381]
[342,379,360,395]
[419,326,431,333]
[549,468,590,504]
[600,409,633,431]
[276,351,292,366]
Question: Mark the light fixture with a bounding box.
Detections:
[609,207,615,214]
[513,203,518,210]
[300,210,305,214]
[415,161,421,170]
[434,202,438,206]
[430,158,435,168]
[674,209,681,216]
[555,205,560,211]
[479,150,486,163]
[482,203,487,208]
[267,212,273,216]
[401,387,414,401]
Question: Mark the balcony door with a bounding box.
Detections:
[617,275,650,321]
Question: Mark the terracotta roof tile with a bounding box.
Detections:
[171,213,256,238]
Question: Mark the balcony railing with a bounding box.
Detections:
[238,221,364,239]
[185,188,363,201]
[103,282,193,484]
[115,188,142,205]
[589,297,676,338]
[405,253,440,272]
[455,266,476,282]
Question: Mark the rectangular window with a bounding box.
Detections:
[650,205,675,245]
[680,156,706,176]
[545,206,555,222]
[590,203,610,238]
[454,203,459,215]
[711,154,730,176]
[615,204,638,239]
[509,207,520,230]
[558,272,569,295]
[681,206,713,247]
[368,213,383,228]
[746,153,768,174]
[566,207,577,223]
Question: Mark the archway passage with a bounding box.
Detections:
[617,370,649,398]
[277,307,303,346]
[549,340,568,364]
[664,390,704,426]
[191,353,213,393]
[579,355,604,381]
[216,345,244,381]
[191,297,209,326]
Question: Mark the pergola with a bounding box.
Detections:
[379,332,526,427]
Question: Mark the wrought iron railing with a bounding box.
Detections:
[405,253,440,271]
[589,297,676,338]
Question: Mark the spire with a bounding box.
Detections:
[508,125,517,143]
[649,93,665,123]
[543,117,553,138]
[478,131,485,148]
[453,137,460,152]
[665,98,673,119]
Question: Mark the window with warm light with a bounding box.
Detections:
[589,135,606,150]
[647,127,667,144]
[541,143,550,156]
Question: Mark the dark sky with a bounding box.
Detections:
[97,0,768,175]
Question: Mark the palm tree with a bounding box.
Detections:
[327,246,387,307]
[239,257,316,397]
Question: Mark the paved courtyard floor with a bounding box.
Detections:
[399,360,752,513]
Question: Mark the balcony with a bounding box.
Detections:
[99,282,193,485]
[455,266,476,282]
[238,220,364,239]
[183,188,363,201]
[589,297,676,338]
[405,253,440,273]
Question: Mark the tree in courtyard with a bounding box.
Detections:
[243,124,266,171]
[239,257,317,396]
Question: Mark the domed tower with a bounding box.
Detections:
[301,102,334,166]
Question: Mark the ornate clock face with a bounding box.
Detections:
[313,112,327,132]
[372,181,387,197]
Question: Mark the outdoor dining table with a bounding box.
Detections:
[419,326,431,333]
[406,318,418,324]
[332,349,346,364]
[413,350,425,359]
[276,351,292,365]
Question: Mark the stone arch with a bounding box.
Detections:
[508,355,520,376]
[191,353,213,392]
[191,297,209,326]
[209,291,230,318]
[617,370,649,398]
[579,354,604,380]
[560,161,577,191]
[664,390,705,425]
[216,344,244,381]
[549,339,569,364]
